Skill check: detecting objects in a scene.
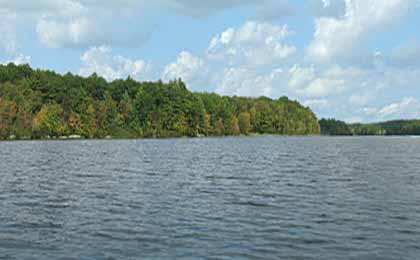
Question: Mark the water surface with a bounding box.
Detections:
[1,137,420,259]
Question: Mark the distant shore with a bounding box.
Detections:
[3,134,420,143]
[319,118,420,136]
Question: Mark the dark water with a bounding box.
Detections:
[1,137,420,259]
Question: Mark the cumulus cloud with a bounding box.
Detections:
[36,15,153,48]
[1,0,153,49]
[162,51,208,91]
[207,21,296,67]
[215,67,287,97]
[161,20,297,95]
[79,46,153,81]
[37,17,90,48]
[1,0,296,50]
[288,65,366,97]
[7,54,31,65]
[1,54,32,65]
[13,0,291,49]
[162,15,420,117]
[306,0,416,63]
[364,97,420,121]
[309,66,420,121]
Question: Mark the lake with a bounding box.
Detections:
[1,136,420,259]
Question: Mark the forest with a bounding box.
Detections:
[0,63,320,140]
[319,118,420,136]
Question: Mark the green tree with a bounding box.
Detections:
[119,91,134,123]
[0,63,322,140]
[238,112,251,135]
[82,103,97,138]
[68,112,84,135]
[0,99,17,139]
[215,119,225,136]
[319,119,352,136]
[229,115,241,136]
[32,104,65,137]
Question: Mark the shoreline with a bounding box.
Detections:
[2,134,420,142]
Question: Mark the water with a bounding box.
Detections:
[1,136,420,260]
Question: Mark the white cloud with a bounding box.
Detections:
[162,51,208,91]
[215,67,287,97]
[36,13,153,49]
[1,54,32,65]
[161,20,297,94]
[288,65,366,97]
[161,15,420,121]
[0,0,153,49]
[37,17,91,48]
[7,54,31,65]
[3,0,294,50]
[306,0,416,63]
[79,46,153,81]
[207,21,296,67]
[0,0,295,50]
[367,97,420,120]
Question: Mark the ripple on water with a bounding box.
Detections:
[0,137,420,259]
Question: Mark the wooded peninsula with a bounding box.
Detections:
[319,118,420,136]
[0,63,320,140]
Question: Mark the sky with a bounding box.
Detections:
[1,0,420,122]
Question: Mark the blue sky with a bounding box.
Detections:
[1,0,420,122]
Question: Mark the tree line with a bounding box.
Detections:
[0,63,320,140]
[319,118,420,136]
